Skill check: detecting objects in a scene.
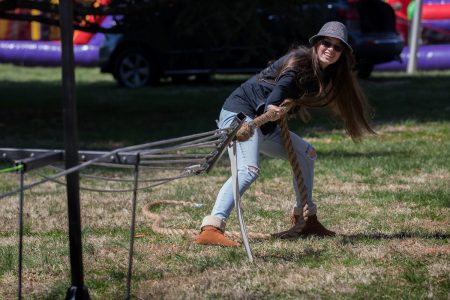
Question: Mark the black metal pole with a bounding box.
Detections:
[125,155,140,300]
[18,169,24,300]
[59,1,90,299]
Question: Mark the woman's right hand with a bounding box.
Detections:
[267,105,285,121]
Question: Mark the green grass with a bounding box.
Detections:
[0,64,449,299]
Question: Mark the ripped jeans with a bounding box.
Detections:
[211,109,317,220]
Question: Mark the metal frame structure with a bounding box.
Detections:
[0,113,253,299]
[1,1,251,298]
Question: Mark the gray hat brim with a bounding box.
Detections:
[309,34,353,53]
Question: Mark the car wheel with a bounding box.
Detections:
[357,64,374,79]
[114,49,157,88]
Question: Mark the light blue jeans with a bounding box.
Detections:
[211,109,317,220]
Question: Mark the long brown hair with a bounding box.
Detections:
[275,44,376,140]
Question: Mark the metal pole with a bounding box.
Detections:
[407,0,423,74]
[229,141,254,262]
[125,155,140,300]
[59,1,90,299]
[17,169,24,300]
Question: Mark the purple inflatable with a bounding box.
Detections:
[375,44,450,70]
[423,19,450,31]
[0,41,100,66]
[423,0,450,4]
[0,16,112,67]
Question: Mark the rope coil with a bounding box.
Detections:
[142,200,272,240]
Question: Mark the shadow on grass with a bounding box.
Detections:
[257,247,326,263]
[339,231,449,243]
[361,73,450,123]
[318,150,410,158]
[1,71,450,149]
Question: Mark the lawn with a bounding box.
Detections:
[0,64,449,299]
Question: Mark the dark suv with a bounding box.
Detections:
[99,0,404,88]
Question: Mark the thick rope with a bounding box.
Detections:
[236,100,296,141]
[142,201,272,241]
[235,99,310,233]
[278,115,309,229]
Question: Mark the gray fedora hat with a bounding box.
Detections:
[309,21,353,52]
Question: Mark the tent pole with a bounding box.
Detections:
[407,0,423,74]
[59,0,90,299]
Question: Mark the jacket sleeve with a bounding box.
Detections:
[264,69,299,112]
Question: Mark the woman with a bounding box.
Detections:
[195,21,375,247]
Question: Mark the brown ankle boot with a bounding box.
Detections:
[271,213,307,239]
[300,215,336,237]
[195,226,240,247]
[272,212,335,239]
[194,215,240,247]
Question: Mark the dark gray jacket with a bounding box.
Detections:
[222,54,300,119]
